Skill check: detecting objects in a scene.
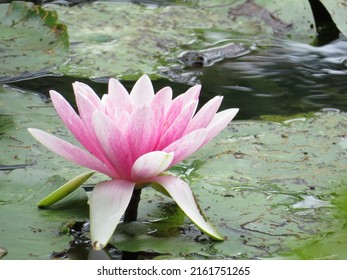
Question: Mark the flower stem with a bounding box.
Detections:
[123,188,142,222]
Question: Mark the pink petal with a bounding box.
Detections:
[131,151,174,181]
[50,91,117,175]
[73,84,99,125]
[157,101,198,150]
[126,104,156,160]
[185,96,223,134]
[176,85,201,105]
[130,74,155,106]
[163,85,201,130]
[71,88,114,165]
[202,108,239,146]
[73,82,101,109]
[28,128,114,177]
[89,179,135,249]
[150,86,173,114]
[163,128,207,166]
[49,90,87,147]
[93,111,132,179]
[153,175,224,240]
[107,78,132,113]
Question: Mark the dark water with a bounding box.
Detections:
[7,37,347,120]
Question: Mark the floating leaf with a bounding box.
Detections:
[43,0,315,80]
[0,1,69,82]
[0,85,92,259]
[319,0,347,37]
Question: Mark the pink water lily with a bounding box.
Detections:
[29,75,238,249]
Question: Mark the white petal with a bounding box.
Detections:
[89,180,135,249]
[153,175,224,241]
[130,74,154,106]
[107,78,132,112]
[131,151,174,181]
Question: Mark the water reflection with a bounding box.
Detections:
[7,38,347,120]
[196,38,347,118]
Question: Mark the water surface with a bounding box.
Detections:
[9,38,347,120]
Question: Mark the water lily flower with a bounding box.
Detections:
[28,75,238,249]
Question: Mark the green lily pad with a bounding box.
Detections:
[42,0,315,80]
[0,0,319,82]
[320,0,347,37]
[0,85,92,259]
[112,111,347,259]
[183,112,347,259]
[0,1,69,82]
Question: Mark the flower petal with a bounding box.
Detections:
[49,90,87,147]
[150,86,172,113]
[93,111,132,179]
[157,100,198,150]
[131,151,174,181]
[185,96,223,133]
[177,84,201,105]
[107,78,132,113]
[73,81,101,109]
[130,74,155,106]
[71,87,116,166]
[202,108,239,146]
[73,83,99,125]
[127,104,156,160]
[89,179,135,249]
[50,90,107,165]
[163,128,207,166]
[153,175,224,241]
[28,128,114,177]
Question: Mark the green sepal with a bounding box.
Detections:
[37,171,95,208]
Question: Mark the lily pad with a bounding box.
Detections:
[181,112,347,259]
[319,0,347,36]
[42,0,315,80]
[0,1,69,82]
[112,111,347,259]
[0,85,91,259]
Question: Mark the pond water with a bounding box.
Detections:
[8,36,347,120]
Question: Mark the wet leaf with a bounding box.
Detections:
[43,0,315,80]
[0,1,69,82]
[0,246,7,259]
[319,0,347,37]
[0,85,93,259]
[180,111,347,259]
